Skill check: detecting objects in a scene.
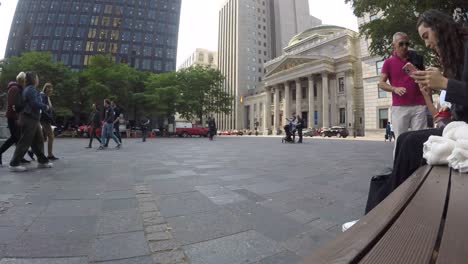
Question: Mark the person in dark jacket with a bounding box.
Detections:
[296,115,303,143]
[208,117,217,141]
[40,83,58,160]
[0,72,30,166]
[86,103,102,148]
[98,99,121,149]
[9,72,53,172]
[371,9,468,209]
[140,115,150,142]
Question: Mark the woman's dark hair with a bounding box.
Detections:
[25,71,37,87]
[417,9,466,78]
[104,99,111,105]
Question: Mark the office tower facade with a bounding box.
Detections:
[177,48,218,70]
[217,0,321,130]
[4,0,181,73]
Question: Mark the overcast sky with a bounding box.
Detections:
[0,0,358,65]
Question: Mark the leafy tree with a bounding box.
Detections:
[176,65,233,124]
[137,72,180,118]
[346,0,467,59]
[0,52,78,119]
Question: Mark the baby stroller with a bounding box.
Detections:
[282,124,295,143]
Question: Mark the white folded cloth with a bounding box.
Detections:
[423,136,456,165]
[447,140,468,173]
[423,122,468,172]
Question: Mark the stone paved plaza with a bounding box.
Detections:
[0,136,393,264]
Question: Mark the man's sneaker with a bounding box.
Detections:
[37,162,53,169]
[116,144,121,149]
[9,165,27,172]
[20,158,31,164]
[342,219,359,232]
[98,146,105,150]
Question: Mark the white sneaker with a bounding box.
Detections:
[342,219,359,232]
[37,162,53,169]
[9,165,27,172]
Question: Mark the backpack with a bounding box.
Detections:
[8,83,25,113]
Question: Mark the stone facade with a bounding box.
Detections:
[217,0,321,131]
[242,25,365,136]
[358,14,392,137]
[177,48,218,70]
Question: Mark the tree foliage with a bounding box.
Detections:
[0,52,233,126]
[176,65,233,124]
[345,0,467,60]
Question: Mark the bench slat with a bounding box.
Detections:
[436,169,468,264]
[300,165,432,264]
[359,166,449,264]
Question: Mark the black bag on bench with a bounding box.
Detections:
[364,170,392,214]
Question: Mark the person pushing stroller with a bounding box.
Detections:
[282,114,297,143]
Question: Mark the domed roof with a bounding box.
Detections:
[288,25,348,47]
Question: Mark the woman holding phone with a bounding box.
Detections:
[373,9,467,210]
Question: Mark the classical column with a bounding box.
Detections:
[322,73,330,128]
[308,76,315,128]
[284,82,290,120]
[273,86,280,133]
[295,79,302,117]
[264,87,272,133]
[346,71,355,135]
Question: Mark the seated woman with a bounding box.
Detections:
[344,10,468,231]
[389,9,468,193]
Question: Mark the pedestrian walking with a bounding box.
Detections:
[140,115,150,142]
[385,122,393,142]
[111,101,122,144]
[297,115,303,143]
[208,117,217,141]
[379,32,427,139]
[40,83,58,160]
[86,103,102,148]
[9,72,53,172]
[98,99,121,150]
[0,72,32,166]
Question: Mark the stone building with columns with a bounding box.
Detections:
[243,25,365,136]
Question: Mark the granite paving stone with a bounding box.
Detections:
[256,250,302,264]
[91,231,149,262]
[167,208,251,245]
[96,208,143,235]
[0,137,393,263]
[96,255,154,264]
[184,230,282,264]
[158,191,219,218]
[0,257,89,264]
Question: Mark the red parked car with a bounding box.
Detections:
[78,125,102,138]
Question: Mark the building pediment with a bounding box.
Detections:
[265,55,333,77]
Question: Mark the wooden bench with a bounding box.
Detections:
[301,165,468,264]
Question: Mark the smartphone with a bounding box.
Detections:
[403,62,418,74]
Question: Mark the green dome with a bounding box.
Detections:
[288,25,348,47]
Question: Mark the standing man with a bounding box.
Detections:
[0,72,27,166]
[296,115,303,143]
[9,72,53,172]
[379,32,427,139]
[140,115,150,142]
[86,103,101,148]
[98,99,121,150]
[208,117,217,141]
[40,83,58,160]
[111,101,122,144]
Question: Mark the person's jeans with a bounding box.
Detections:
[10,114,48,166]
[0,118,19,155]
[114,123,122,143]
[88,126,101,147]
[391,105,427,139]
[101,123,120,146]
[41,121,54,157]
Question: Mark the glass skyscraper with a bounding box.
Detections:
[5,0,181,73]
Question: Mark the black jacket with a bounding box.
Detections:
[90,110,101,127]
[445,39,468,123]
